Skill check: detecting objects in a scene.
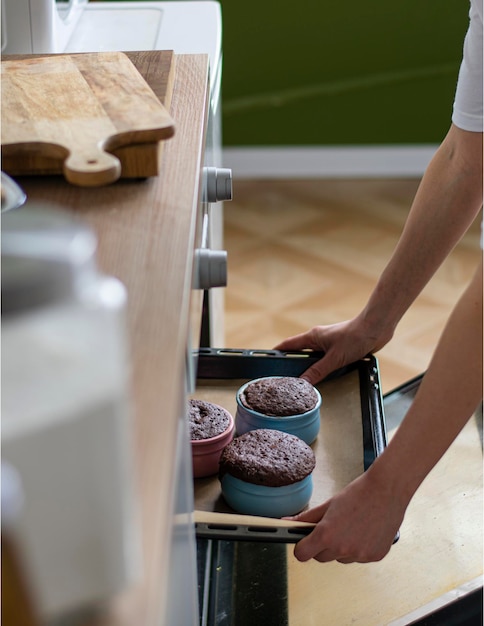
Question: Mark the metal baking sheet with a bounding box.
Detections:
[192,351,388,540]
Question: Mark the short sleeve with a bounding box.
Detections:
[452,0,483,132]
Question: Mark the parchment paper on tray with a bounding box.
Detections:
[192,369,364,515]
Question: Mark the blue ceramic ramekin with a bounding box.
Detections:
[235,377,321,445]
[220,473,313,518]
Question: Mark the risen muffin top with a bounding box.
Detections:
[189,399,231,440]
[219,429,316,487]
[240,376,318,417]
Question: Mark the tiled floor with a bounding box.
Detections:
[223,179,482,393]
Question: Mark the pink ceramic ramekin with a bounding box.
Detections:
[191,407,235,478]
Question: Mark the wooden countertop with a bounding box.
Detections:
[10,51,210,626]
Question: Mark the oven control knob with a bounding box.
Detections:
[193,248,227,289]
[203,167,233,203]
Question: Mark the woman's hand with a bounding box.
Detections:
[274,316,392,385]
[286,468,406,564]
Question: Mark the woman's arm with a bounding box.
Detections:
[359,124,482,345]
[288,258,483,563]
[275,125,483,385]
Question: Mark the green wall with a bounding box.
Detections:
[219,0,470,146]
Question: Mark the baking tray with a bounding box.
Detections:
[192,349,395,543]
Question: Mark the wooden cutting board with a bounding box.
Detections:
[1,52,175,187]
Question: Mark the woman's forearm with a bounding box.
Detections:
[275,126,482,386]
[368,258,483,505]
[360,125,483,338]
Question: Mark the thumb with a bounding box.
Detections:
[291,502,332,562]
[300,351,342,385]
[284,500,330,524]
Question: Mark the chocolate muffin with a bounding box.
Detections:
[189,399,231,440]
[240,376,318,417]
[219,429,316,487]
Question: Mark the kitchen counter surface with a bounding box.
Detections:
[11,51,209,626]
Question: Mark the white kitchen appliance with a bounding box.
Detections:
[1,0,88,54]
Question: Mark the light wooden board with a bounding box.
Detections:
[1,52,175,186]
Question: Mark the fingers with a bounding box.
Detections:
[274,326,355,385]
[285,503,332,562]
[299,359,335,386]
[273,331,320,352]
[299,345,348,385]
[293,524,391,564]
[291,517,356,564]
[284,501,330,524]
[287,487,398,564]
[293,520,344,563]
[274,338,339,386]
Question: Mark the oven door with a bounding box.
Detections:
[193,360,483,626]
[192,350,389,625]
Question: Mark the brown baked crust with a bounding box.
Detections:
[189,399,231,440]
[219,429,316,487]
[240,376,318,417]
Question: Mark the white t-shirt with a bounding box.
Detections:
[452,0,483,132]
